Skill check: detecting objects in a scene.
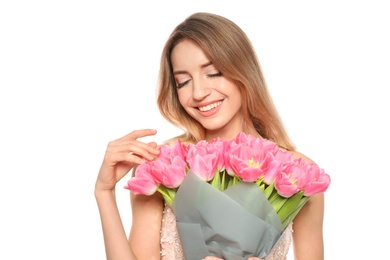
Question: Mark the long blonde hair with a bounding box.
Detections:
[157,12,295,150]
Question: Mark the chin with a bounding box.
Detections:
[201,123,230,133]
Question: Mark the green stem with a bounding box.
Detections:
[210,169,221,190]
[157,186,174,207]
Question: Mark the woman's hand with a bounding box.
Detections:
[202,257,263,260]
[95,129,160,192]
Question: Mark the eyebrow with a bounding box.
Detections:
[173,61,214,75]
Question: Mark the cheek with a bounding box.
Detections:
[177,91,186,108]
[229,87,243,109]
[177,90,189,107]
[223,81,242,103]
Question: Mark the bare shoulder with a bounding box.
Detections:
[288,150,315,164]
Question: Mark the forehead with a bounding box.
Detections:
[171,39,210,70]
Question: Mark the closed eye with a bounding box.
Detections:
[176,72,222,88]
[177,79,191,89]
[208,72,223,78]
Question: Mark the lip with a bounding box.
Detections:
[195,100,223,117]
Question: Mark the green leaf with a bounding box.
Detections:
[259,184,265,192]
[221,170,233,191]
[277,191,304,223]
[210,169,221,190]
[227,178,234,188]
[268,188,281,203]
[221,170,226,190]
[281,196,310,228]
[255,176,264,186]
[231,176,241,186]
[263,182,274,199]
[270,195,287,213]
[157,186,175,207]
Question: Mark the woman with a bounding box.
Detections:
[95,12,325,260]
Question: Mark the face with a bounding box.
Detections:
[171,39,244,141]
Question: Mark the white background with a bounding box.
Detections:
[1,1,389,259]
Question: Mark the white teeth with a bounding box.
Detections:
[199,101,222,112]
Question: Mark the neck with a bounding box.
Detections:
[205,125,259,142]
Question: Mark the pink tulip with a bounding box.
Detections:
[224,132,278,182]
[124,164,158,195]
[301,162,331,196]
[186,140,222,181]
[274,161,308,198]
[127,140,188,192]
[209,137,228,171]
[168,139,188,161]
[262,149,294,185]
[147,141,187,188]
[149,156,187,188]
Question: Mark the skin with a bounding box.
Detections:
[95,39,324,260]
[95,129,161,260]
[172,39,259,142]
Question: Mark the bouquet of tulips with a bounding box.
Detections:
[125,132,331,259]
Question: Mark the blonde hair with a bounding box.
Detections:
[157,12,295,150]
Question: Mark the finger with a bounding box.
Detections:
[121,129,158,141]
[147,141,158,148]
[107,137,160,160]
[104,145,154,165]
[128,149,156,162]
[126,141,160,161]
[109,138,159,154]
[108,129,157,148]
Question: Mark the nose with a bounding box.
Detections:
[192,78,211,101]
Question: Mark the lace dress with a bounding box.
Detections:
[160,203,293,260]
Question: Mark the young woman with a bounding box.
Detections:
[95,12,325,260]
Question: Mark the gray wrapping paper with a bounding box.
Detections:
[172,171,284,260]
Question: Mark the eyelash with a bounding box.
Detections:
[176,72,223,89]
[209,72,223,78]
[177,80,189,89]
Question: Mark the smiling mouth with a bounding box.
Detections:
[198,101,222,112]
